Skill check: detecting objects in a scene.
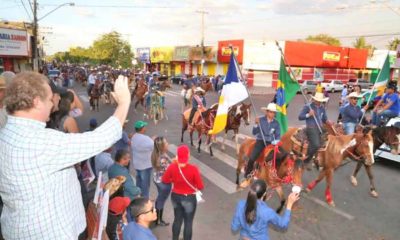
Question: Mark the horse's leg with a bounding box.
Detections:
[325,169,335,207]
[235,130,240,155]
[181,118,187,143]
[197,132,202,153]
[236,146,244,186]
[190,129,194,146]
[208,135,214,157]
[275,186,286,214]
[221,132,227,151]
[364,164,379,198]
[306,169,326,192]
[350,161,363,187]
[96,99,99,112]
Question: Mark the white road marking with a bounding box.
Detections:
[164,91,181,97]
[79,95,89,103]
[200,144,238,169]
[168,144,237,194]
[302,194,355,221]
[237,133,252,140]
[216,136,238,150]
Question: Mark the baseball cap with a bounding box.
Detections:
[49,80,67,94]
[89,118,98,127]
[134,120,148,129]
[177,145,190,164]
[109,197,131,215]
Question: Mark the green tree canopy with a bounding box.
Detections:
[305,34,341,46]
[387,37,400,51]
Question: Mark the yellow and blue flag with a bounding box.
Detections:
[276,59,300,134]
[209,52,248,135]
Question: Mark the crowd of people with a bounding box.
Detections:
[0,66,399,240]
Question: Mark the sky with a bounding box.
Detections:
[1,0,400,55]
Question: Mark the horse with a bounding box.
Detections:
[99,80,113,104]
[305,128,375,207]
[89,80,101,111]
[200,79,213,92]
[133,80,148,110]
[158,80,172,91]
[181,104,218,156]
[148,91,164,125]
[350,125,400,198]
[237,140,305,213]
[220,103,251,154]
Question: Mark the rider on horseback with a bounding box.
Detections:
[371,84,400,127]
[188,87,206,125]
[241,103,280,188]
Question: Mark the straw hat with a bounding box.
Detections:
[261,103,277,112]
[195,87,205,93]
[311,92,329,102]
[346,92,362,99]
[104,176,126,196]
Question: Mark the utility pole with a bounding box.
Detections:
[32,0,38,71]
[196,10,208,75]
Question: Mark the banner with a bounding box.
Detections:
[150,47,174,63]
[189,46,216,62]
[0,28,29,56]
[173,46,190,61]
[137,48,150,63]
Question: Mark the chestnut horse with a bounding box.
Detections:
[306,129,375,207]
[89,80,101,111]
[181,104,218,156]
[350,125,400,198]
[133,79,148,109]
[237,140,304,213]
[220,103,251,154]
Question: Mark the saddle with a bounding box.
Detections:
[183,107,206,126]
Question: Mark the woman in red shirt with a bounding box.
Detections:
[162,144,204,240]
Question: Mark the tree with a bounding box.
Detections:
[305,34,341,46]
[91,31,134,68]
[353,37,375,56]
[387,37,400,51]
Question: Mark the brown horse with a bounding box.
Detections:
[133,79,148,109]
[350,125,400,198]
[89,80,101,111]
[237,140,304,213]
[200,79,213,92]
[220,103,251,154]
[305,129,375,206]
[181,104,218,156]
[158,80,172,91]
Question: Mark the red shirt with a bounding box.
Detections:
[162,163,204,195]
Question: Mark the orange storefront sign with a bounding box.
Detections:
[218,39,244,64]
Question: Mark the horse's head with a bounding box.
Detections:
[290,153,305,189]
[239,103,251,125]
[354,129,375,166]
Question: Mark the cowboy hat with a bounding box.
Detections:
[104,176,126,196]
[311,92,329,102]
[346,92,362,99]
[261,103,277,112]
[195,87,205,93]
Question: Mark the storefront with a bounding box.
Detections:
[189,46,217,76]
[172,46,190,76]
[217,39,244,76]
[150,47,174,76]
[0,27,31,73]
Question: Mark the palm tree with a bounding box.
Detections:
[387,38,400,51]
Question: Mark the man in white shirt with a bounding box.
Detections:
[0,71,130,240]
[87,69,97,96]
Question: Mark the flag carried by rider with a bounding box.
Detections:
[362,53,390,104]
[275,59,300,134]
[208,52,248,135]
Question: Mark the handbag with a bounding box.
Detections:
[177,165,205,203]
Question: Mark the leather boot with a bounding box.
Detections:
[155,209,160,225]
[158,209,169,226]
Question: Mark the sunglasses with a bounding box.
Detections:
[135,206,155,218]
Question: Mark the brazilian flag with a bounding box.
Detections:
[276,59,300,134]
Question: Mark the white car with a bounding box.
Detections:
[374,117,400,162]
[321,80,344,93]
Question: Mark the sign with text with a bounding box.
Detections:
[150,47,174,63]
[137,48,150,63]
[322,51,340,62]
[218,39,244,64]
[189,46,216,62]
[0,28,28,56]
[173,46,190,61]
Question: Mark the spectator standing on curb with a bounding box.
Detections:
[114,119,131,156]
[106,196,131,240]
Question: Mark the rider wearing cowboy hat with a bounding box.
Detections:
[242,103,280,183]
[188,87,206,125]
[298,92,330,169]
[341,92,369,134]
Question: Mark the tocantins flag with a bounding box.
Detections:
[208,52,248,135]
[362,53,390,103]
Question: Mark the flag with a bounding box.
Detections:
[363,53,390,104]
[275,59,300,134]
[208,53,248,134]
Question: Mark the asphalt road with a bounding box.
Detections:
[73,83,400,240]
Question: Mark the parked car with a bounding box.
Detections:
[374,117,400,162]
[170,74,186,85]
[300,80,318,94]
[348,78,372,90]
[321,80,344,93]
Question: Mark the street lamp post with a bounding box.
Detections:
[196,10,208,75]
[32,1,74,71]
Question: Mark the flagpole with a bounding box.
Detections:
[274,41,323,134]
[359,51,389,125]
[229,46,268,146]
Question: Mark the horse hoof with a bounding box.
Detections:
[328,201,336,207]
[350,176,358,187]
[370,190,379,198]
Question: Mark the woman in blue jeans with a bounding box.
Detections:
[151,136,172,226]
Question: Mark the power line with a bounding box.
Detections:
[20,0,32,21]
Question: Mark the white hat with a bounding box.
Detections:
[346,92,362,99]
[311,92,329,102]
[261,103,277,112]
[195,87,205,93]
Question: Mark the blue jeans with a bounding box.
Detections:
[171,193,197,240]
[343,122,357,135]
[136,168,152,198]
[372,110,398,126]
[155,182,172,210]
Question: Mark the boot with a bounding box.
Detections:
[157,209,169,227]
